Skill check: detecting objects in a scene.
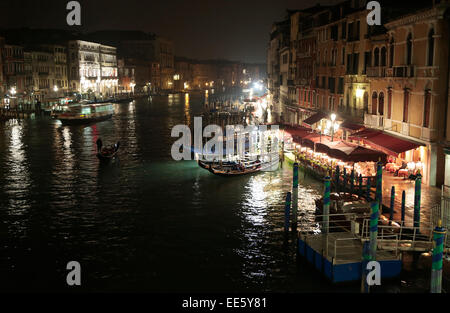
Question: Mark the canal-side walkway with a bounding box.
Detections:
[381,172,445,227]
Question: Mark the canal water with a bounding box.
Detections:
[0,94,427,292]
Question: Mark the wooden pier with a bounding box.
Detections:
[297,216,402,283]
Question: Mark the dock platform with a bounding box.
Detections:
[298,231,402,283]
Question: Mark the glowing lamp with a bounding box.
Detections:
[356,88,364,98]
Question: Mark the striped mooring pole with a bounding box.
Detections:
[323,175,331,234]
[389,186,395,225]
[292,163,299,230]
[370,201,379,261]
[284,192,291,233]
[359,174,363,197]
[350,169,355,195]
[401,190,406,223]
[431,220,446,293]
[361,241,371,293]
[376,161,383,210]
[414,173,422,228]
[366,179,371,201]
[335,165,340,193]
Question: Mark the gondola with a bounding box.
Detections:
[96,138,120,161]
[204,159,262,177]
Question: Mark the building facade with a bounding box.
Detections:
[67,40,118,98]
[267,0,450,187]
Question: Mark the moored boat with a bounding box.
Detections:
[205,159,262,177]
[55,103,114,125]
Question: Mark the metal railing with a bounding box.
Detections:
[360,218,441,252]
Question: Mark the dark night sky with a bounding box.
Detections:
[0,0,340,63]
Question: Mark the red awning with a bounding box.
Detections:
[350,128,424,156]
[302,111,327,128]
[340,121,365,132]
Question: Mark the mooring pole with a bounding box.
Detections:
[376,160,383,211]
[389,186,395,225]
[350,169,355,195]
[292,163,299,231]
[323,175,331,234]
[401,190,406,224]
[343,168,347,192]
[361,241,371,293]
[335,165,340,193]
[366,179,371,201]
[370,201,379,261]
[414,172,422,229]
[431,220,446,293]
[359,174,363,197]
[284,192,291,233]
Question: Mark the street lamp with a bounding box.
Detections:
[53,85,59,92]
[328,113,340,142]
[10,87,16,96]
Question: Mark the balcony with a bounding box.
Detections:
[366,67,386,78]
[364,113,384,129]
[391,66,415,78]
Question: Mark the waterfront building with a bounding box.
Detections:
[30,49,54,101]
[0,37,4,98]
[268,0,450,187]
[364,1,450,186]
[174,57,193,92]
[267,19,290,123]
[157,37,175,91]
[67,40,118,98]
[40,44,69,95]
[2,44,25,97]
[118,58,136,94]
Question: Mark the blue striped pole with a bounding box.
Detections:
[370,201,379,261]
[401,190,406,224]
[292,163,299,230]
[389,186,395,225]
[431,220,446,293]
[284,192,291,233]
[414,173,422,228]
[323,175,331,234]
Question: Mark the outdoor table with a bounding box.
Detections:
[398,169,409,178]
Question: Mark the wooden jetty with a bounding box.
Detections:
[298,229,402,283]
[283,159,448,287]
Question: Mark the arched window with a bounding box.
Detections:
[372,91,378,115]
[406,33,412,65]
[403,89,410,122]
[374,48,380,66]
[428,29,435,66]
[363,91,369,113]
[378,92,384,115]
[381,47,387,67]
[389,38,394,68]
[387,89,392,119]
[423,90,431,127]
